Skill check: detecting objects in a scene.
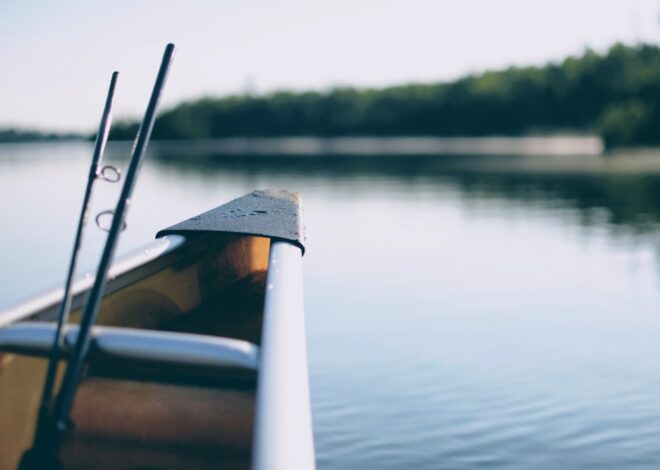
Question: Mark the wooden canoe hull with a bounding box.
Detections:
[0,234,269,469]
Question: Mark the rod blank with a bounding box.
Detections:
[30,70,119,451]
[51,43,175,442]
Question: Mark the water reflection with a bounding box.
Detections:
[147,145,660,235]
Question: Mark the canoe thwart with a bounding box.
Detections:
[0,322,259,371]
[157,189,306,253]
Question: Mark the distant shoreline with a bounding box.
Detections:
[5,44,660,149]
[105,44,660,149]
[143,135,603,157]
[0,129,83,144]
[6,138,660,176]
[0,134,605,156]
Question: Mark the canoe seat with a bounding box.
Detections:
[0,322,259,376]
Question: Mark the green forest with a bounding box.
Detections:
[4,43,660,147]
[104,43,660,148]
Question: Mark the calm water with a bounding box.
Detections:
[2,141,660,468]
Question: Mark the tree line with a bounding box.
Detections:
[6,43,660,148]
[107,43,660,148]
[0,129,82,143]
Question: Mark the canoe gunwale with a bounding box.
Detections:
[252,240,315,470]
[0,235,186,329]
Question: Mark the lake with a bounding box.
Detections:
[2,140,660,468]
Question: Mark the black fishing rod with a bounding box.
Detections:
[47,43,175,450]
[19,72,120,468]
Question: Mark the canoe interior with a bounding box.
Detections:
[0,234,270,469]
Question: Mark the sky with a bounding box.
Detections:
[1,0,659,132]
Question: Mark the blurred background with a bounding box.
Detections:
[3,1,660,468]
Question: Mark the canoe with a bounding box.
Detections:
[0,189,315,470]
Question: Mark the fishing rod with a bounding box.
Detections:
[19,72,120,468]
[33,70,120,443]
[47,43,175,450]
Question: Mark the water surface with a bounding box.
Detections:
[2,141,660,468]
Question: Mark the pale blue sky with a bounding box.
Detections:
[1,0,658,131]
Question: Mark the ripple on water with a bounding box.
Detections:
[312,355,660,469]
